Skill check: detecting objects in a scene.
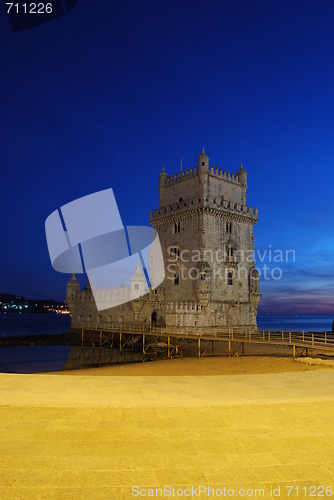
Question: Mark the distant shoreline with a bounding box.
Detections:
[0,332,79,347]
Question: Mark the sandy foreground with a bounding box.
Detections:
[51,354,334,377]
[2,354,334,498]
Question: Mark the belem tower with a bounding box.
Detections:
[66,149,260,330]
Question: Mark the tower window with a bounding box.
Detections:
[226,246,234,258]
[135,284,139,290]
[169,247,180,260]
[228,273,233,286]
[201,273,206,280]
[174,222,181,233]
[174,273,179,285]
[202,161,205,166]
[226,222,232,233]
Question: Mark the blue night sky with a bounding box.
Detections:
[0,0,333,315]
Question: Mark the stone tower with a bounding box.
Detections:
[149,149,260,328]
[65,273,80,310]
[130,262,147,299]
[66,149,260,331]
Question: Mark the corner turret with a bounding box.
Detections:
[237,162,247,204]
[198,148,209,172]
[65,273,80,308]
[198,148,209,187]
[158,166,168,201]
[131,262,146,299]
[237,162,247,186]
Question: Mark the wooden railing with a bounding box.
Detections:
[80,321,334,351]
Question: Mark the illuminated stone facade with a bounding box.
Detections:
[66,149,260,330]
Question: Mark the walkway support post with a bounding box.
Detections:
[293,344,296,359]
[99,330,102,368]
[198,338,201,358]
[168,336,170,358]
[228,340,231,358]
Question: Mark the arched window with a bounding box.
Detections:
[177,221,180,233]
[226,246,234,258]
[174,272,179,285]
[228,272,233,286]
[169,247,180,260]
[226,222,232,233]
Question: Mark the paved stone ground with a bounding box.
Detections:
[0,371,334,499]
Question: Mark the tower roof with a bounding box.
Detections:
[237,162,247,175]
[198,148,209,160]
[131,261,146,282]
[67,273,79,285]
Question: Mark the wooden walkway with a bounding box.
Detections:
[79,322,334,360]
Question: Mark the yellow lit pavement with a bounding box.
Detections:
[0,370,334,498]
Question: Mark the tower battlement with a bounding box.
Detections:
[164,165,242,186]
[156,150,254,220]
[150,196,258,224]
